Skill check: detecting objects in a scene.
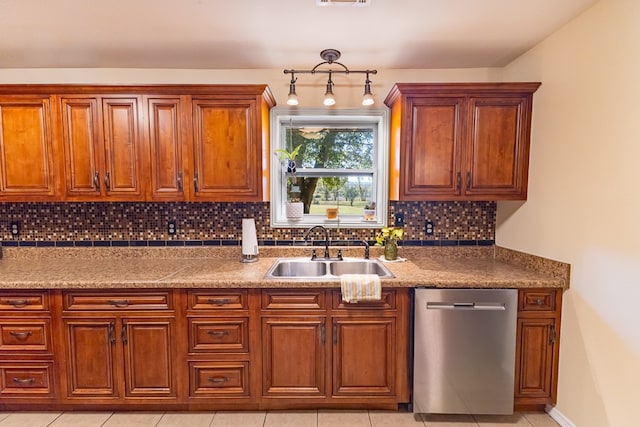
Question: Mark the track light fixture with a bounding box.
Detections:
[284,49,377,107]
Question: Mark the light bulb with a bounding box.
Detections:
[323,92,336,106]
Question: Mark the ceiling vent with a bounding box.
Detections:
[316,0,371,6]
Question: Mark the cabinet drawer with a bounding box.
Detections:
[262,289,325,310]
[0,320,51,352]
[0,363,54,396]
[189,361,249,397]
[63,291,172,310]
[519,290,558,312]
[332,290,396,310]
[0,292,49,311]
[188,291,247,310]
[189,319,249,353]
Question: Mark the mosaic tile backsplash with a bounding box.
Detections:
[0,201,495,247]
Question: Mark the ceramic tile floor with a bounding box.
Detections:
[0,410,560,427]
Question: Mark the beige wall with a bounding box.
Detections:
[499,0,640,425]
[0,67,502,107]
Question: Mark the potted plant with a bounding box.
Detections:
[363,201,376,221]
[275,145,304,220]
[375,226,404,261]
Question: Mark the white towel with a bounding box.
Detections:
[340,274,381,303]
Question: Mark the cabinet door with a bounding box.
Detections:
[122,318,177,398]
[191,99,261,201]
[60,97,103,197]
[402,97,465,199]
[514,318,557,401]
[465,96,531,198]
[262,317,326,397]
[63,319,118,398]
[147,97,185,200]
[101,97,145,198]
[0,97,57,198]
[332,318,395,396]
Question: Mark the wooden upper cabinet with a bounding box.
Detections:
[465,95,532,198]
[0,85,275,202]
[0,96,59,199]
[146,96,185,200]
[60,95,145,200]
[385,83,540,201]
[190,98,261,201]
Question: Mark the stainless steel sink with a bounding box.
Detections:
[264,258,394,280]
[267,260,327,277]
[329,260,391,277]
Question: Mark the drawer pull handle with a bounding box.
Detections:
[9,331,33,340]
[108,300,130,308]
[6,299,29,308]
[207,330,230,337]
[12,377,35,385]
[208,376,229,384]
[207,298,232,306]
[535,298,544,305]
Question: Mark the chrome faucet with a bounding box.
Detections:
[304,225,330,259]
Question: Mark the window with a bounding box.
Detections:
[270,108,389,228]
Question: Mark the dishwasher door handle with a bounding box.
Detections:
[426,302,506,311]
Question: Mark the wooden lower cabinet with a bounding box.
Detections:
[62,317,177,400]
[57,290,182,407]
[259,288,409,409]
[0,290,57,406]
[1,287,561,411]
[514,288,562,410]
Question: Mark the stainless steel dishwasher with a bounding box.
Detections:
[413,288,518,415]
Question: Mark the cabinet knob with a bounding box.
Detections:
[93,171,101,191]
[104,171,111,191]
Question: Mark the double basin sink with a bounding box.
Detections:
[264,257,395,280]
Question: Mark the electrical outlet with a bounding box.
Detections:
[167,221,177,235]
[394,213,405,227]
[425,220,434,235]
[10,221,21,236]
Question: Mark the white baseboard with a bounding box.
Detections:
[546,405,577,427]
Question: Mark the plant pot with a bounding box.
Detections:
[384,241,398,261]
[285,201,304,220]
[363,209,375,221]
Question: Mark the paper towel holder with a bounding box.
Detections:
[241,218,259,263]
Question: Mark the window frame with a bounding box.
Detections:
[269,107,389,229]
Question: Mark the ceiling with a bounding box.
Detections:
[0,0,598,70]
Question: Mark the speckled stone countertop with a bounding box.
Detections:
[0,245,569,290]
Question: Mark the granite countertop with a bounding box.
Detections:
[0,245,569,290]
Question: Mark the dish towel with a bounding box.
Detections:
[340,274,381,303]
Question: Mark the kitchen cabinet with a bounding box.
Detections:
[514,288,562,409]
[0,291,56,402]
[260,288,409,408]
[59,95,145,200]
[146,96,187,200]
[384,83,540,201]
[0,84,275,202]
[185,290,254,403]
[59,291,181,404]
[0,96,60,200]
[190,95,267,202]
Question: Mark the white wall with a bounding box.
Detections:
[499,0,640,425]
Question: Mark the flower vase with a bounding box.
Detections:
[384,241,398,261]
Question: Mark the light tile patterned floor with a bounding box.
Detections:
[0,411,559,427]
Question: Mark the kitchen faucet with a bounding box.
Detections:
[303,225,342,260]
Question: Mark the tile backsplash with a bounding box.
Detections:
[0,201,495,247]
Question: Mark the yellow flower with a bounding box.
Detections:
[375,226,404,246]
